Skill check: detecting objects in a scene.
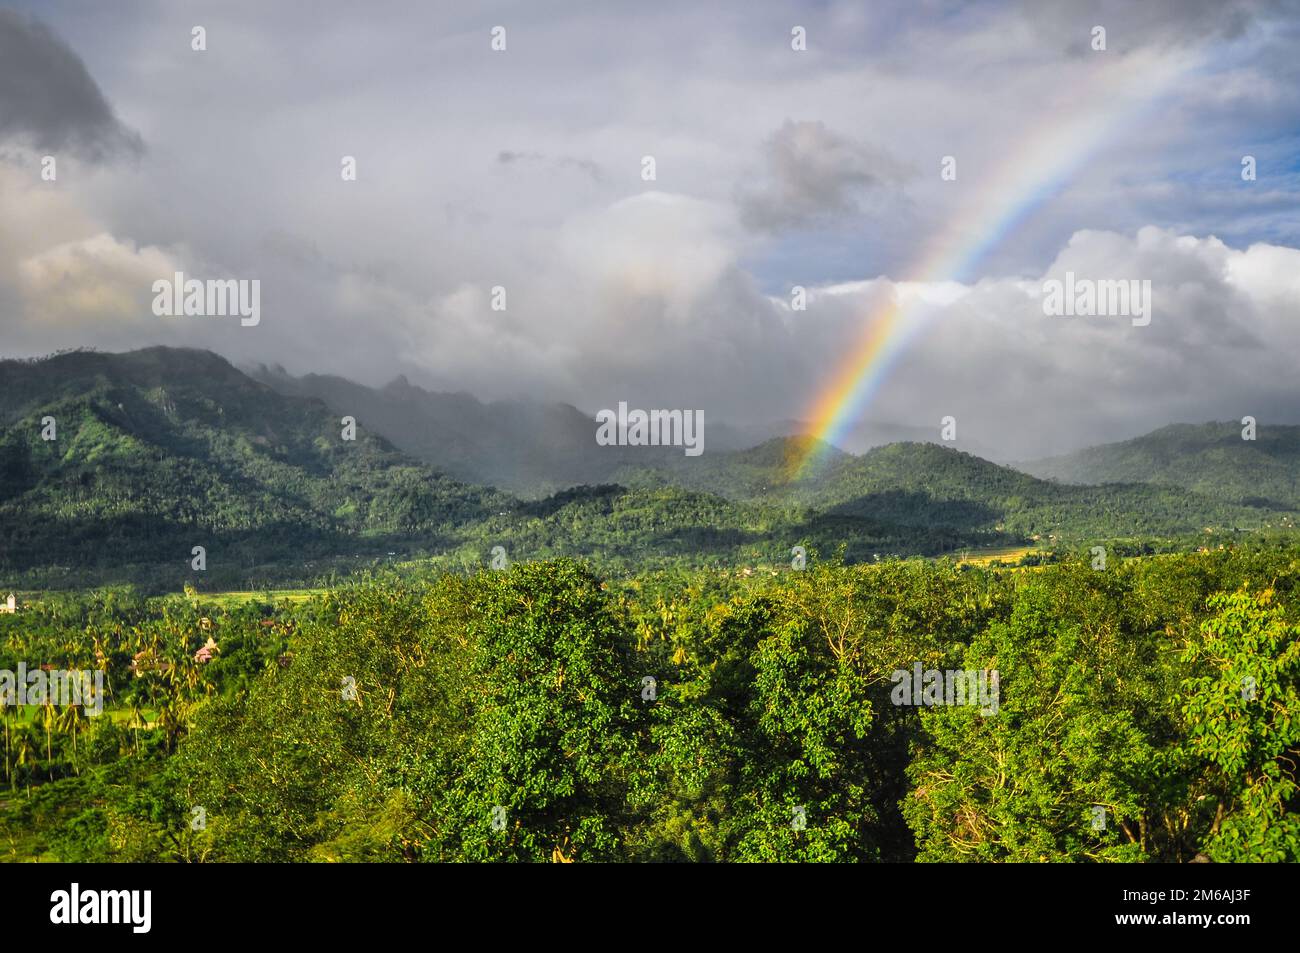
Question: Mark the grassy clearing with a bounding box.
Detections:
[1,706,155,727]
[198,589,320,607]
[950,545,1038,566]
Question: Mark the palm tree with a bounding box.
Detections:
[40,700,56,765]
[13,728,36,795]
[1,704,11,789]
[57,705,82,771]
[127,701,147,754]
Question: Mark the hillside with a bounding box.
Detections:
[1,349,1295,589]
[0,348,510,577]
[809,441,1288,540]
[0,349,933,586]
[617,435,1288,541]
[1020,422,1300,510]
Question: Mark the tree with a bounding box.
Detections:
[1180,589,1300,861]
[904,563,1174,861]
[428,561,645,862]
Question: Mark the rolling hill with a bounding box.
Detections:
[1020,422,1300,511]
[1,348,1295,589]
[620,436,1290,540]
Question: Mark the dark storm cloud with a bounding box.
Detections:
[1030,0,1300,53]
[0,9,141,160]
[737,120,912,232]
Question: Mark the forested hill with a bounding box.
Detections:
[1019,422,1300,510]
[1,348,1295,589]
[0,348,880,583]
[0,348,510,574]
[625,437,1293,540]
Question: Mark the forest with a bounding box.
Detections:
[1,545,1296,862]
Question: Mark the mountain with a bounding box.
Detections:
[247,363,783,497]
[0,349,914,585]
[631,436,1289,540]
[800,441,1288,540]
[248,363,1017,493]
[0,348,509,579]
[1019,422,1300,511]
[250,360,1257,546]
[247,364,621,495]
[2,348,1294,589]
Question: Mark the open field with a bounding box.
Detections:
[951,545,1038,566]
[187,589,321,607]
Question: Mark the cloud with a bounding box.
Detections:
[0,10,141,160]
[800,227,1300,458]
[0,1,1297,461]
[16,232,179,328]
[1023,0,1295,53]
[497,151,603,181]
[737,120,912,232]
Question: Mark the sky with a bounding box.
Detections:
[1,0,1299,459]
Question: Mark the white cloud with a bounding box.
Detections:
[18,232,179,327]
[809,227,1300,457]
[2,2,1298,460]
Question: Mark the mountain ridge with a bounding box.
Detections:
[1020,421,1300,510]
[2,347,1295,589]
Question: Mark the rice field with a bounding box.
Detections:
[951,545,1038,567]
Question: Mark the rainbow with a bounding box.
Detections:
[795,48,1199,476]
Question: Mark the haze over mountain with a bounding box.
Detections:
[248,356,1300,537]
[246,362,790,497]
[3,348,1295,591]
[248,363,1012,496]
